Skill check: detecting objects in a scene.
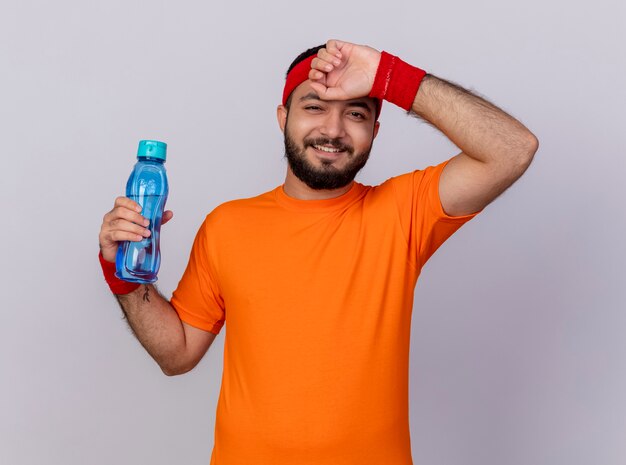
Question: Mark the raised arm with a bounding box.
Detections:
[307,39,539,217]
[98,196,217,376]
[410,75,538,216]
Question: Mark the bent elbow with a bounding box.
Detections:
[161,365,179,377]
[514,134,539,175]
[161,361,193,377]
[525,133,539,159]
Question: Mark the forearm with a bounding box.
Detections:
[411,74,538,163]
[115,285,187,375]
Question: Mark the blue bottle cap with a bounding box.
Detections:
[137,140,167,161]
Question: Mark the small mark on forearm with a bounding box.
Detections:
[142,286,150,303]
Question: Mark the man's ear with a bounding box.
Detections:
[277,105,287,133]
[373,121,380,139]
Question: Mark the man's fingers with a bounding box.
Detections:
[311,56,335,73]
[326,39,345,58]
[99,198,170,257]
[99,219,146,250]
[114,195,142,213]
[108,230,146,243]
[308,81,344,101]
[108,218,151,238]
[99,207,171,253]
[317,49,341,67]
[309,68,325,82]
[107,205,150,227]
[309,81,326,97]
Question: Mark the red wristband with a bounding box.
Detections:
[369,51,427,111]
[98,251,141,295]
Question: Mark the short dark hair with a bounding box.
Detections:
[284,44,326,109]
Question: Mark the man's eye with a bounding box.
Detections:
[350,112,365,119]
[305,106,322,111]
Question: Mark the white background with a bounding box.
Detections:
[1,0,625,464]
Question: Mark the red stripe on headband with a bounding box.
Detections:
[282,55,315,107]
[282,54,382,120]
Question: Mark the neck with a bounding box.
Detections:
[282,167,353,200]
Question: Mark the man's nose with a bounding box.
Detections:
[319,109,346,139]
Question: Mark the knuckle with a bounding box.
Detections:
[114,206,128,219]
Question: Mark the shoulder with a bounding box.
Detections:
[202,188,278,228]
[367,163,442,202]
[384,162,445,189]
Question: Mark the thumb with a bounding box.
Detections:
[309,81,345,101]
[161,210,174,225]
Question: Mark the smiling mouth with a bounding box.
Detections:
[312,144,344,153]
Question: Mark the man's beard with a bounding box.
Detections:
[283,121,373,191]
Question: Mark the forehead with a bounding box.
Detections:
[291,81,376,112]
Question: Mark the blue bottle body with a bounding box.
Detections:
[115,154,169,283]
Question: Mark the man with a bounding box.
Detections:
[98,39,538,464]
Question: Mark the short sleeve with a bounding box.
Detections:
[170,216,225,335]
[389,159,482,269]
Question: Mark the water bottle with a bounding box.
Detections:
[115,140,169,283]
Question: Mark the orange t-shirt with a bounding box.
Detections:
[170,159,480,464]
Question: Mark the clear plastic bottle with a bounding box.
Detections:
[115,140,169,283]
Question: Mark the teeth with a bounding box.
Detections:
[314,145,342,153]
